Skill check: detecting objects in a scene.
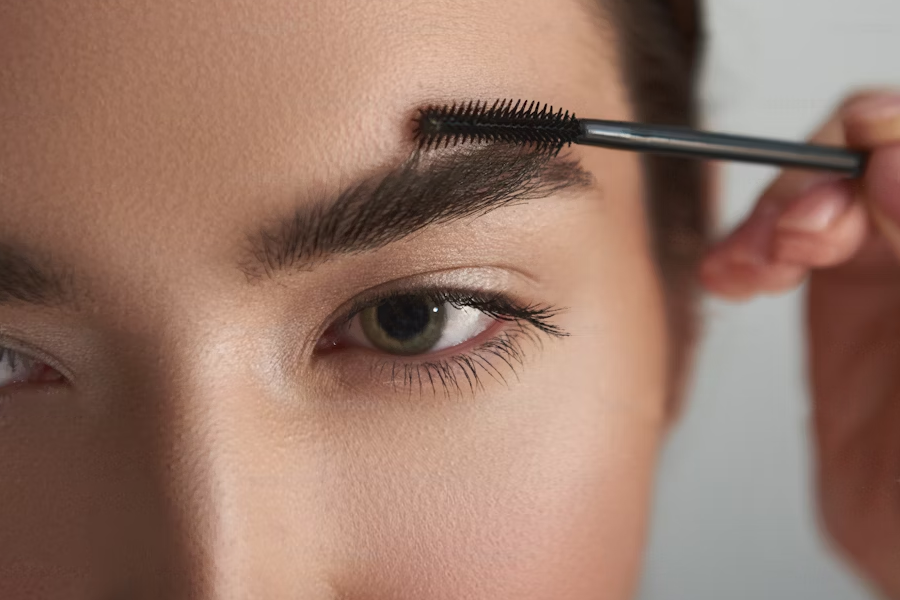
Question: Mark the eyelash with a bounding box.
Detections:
[0,289,568,400]
[0,347,22,370]
[0,345,64,401]
[327,288,569,397]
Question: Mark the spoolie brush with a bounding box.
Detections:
[414,99,867,176]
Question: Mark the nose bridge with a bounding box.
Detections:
[112,298,328,597]
[130,327,254,597]
[108,297,335,597]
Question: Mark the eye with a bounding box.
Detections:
[0,347,64,390]
[316,286,568,397]
[340,293,495,356]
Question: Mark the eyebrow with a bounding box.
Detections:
[0,242,74,309]
[0,145,595,308]
[239,145,595,280]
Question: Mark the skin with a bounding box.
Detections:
[703,90,900,599]
[0,0,668,598]
[2,1,896,598]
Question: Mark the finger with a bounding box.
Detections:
[866,144,900,257]
[700,205,807,299]
[700,259,806,300]
[843,91,900,259]
[703,91,900,299]
[843,91,900,148]
[769,95,900,272]
[705,97,847,258]
[702,105,848,297]
[773,179,870,268]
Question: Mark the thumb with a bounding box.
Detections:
[843,92,900,256]
[867,145,900,255]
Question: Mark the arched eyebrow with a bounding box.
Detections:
[238,145,595,281]
[0,146,595,309]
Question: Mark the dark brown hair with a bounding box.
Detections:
[605,0,708,409]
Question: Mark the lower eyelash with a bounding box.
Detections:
[373,321,558,399]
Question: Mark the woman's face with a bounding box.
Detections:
[0,0,670,597]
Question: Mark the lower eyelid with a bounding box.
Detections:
[380,324,540,396]
[317,320,548,399]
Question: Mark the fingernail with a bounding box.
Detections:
[844,93,900,143]
[777,180,853,233]
[845,92,900,123]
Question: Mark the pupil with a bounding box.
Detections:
[376,296,436,341]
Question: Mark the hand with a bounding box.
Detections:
[701,90,900,599]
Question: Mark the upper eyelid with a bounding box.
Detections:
[318,265,545,321]
[331,288,567,353]
[332,287,527,330]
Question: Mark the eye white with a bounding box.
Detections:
[345,302,495,353]
[0,349,35,386]
[429,304,493,351]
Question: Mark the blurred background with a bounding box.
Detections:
[638,1,900,599]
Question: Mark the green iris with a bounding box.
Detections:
[360,295,447,355]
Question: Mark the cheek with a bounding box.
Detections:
[315,155,666,599]
[316,381,662,600]
[310,301,665,600]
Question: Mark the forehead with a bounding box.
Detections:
[0,0,622,159]
[0,0,628,271]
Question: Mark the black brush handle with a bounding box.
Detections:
[578,119,867,176]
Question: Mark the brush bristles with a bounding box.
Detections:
[414,99,580,155]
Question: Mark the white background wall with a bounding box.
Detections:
[639,1,900,599]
